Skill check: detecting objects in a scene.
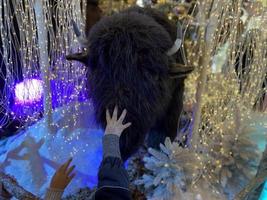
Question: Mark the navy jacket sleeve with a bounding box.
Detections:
[93,157,132,200]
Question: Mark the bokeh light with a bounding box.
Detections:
[15,79,43,104]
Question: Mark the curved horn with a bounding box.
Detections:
[66,51,89,64]
[166,22,183,56]
[166,38,182,56]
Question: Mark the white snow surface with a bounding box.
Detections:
[0,100,266,199]
[0,101,103,198]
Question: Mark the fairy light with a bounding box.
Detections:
[15,79,43,104]
[0,0,88,152]
[0,0,266,198]
[181,0,266,198]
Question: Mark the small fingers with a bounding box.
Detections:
[106,109,111,122]
[122,122,132,130]
[68,173,76,181]
[112,106,118,120]
[63,158,73,172]
[66,165,76,176]
[58,163,65,172]
[118,109,127,123]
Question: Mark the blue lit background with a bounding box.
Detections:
[259,182,267,200]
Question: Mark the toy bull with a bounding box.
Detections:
[67,0,193,160]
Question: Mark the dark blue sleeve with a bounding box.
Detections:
[93,157,132,200]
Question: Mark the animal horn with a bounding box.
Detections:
[166,38,182,56]
[166,22,183,56]
[66,51,89,64]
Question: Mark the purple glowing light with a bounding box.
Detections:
[15,79,43,104]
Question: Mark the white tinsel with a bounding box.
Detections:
[135,137,200,200]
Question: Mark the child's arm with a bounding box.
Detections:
[44,158,75,200]
[93,107,132,200]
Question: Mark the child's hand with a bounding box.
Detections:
[0,183,12,199]
[105,106,132,137]
[50,158,76,190]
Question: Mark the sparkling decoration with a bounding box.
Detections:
[0,102,103,197]
[14,79,43,104]
[135,0,267,199]
[0,172,37,200]
[0,0,87,125]
[135,137,200,200]
[0,0,266,200]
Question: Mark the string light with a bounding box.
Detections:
[0,0,266,199]
[0,0,88,131]
[182,0,266,198]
